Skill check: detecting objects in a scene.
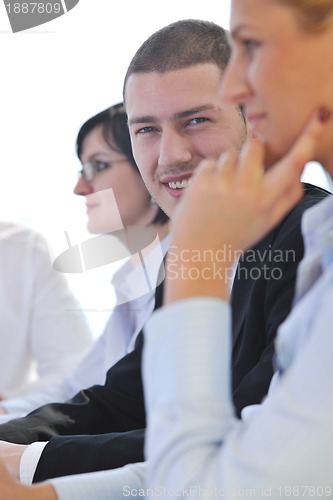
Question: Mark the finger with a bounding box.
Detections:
[259,160,304,230]
[258,106,330,221]
[190,153,236,191]
[236,137,265,189]
[190,157,216,186]
[196,157,216,173]
[266,107,331,203]
[286,107,331,175]
[215,150,238,179]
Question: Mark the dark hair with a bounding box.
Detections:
[76,103,168,225]
[123,19,231,101]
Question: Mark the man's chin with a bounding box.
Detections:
[157,199,177,220]
[160,206,174,219]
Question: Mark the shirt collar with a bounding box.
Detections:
[111,233,170,304]
[302,196,333,270]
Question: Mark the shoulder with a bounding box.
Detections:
[300,182,331,209]
[0,222,46,247]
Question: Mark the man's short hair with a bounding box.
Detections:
[123,19,231,102]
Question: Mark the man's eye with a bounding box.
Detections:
[137,126,155,135]
[188,117,209,125]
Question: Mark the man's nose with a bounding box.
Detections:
[158,129,192,169]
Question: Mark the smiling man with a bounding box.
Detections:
[125,64,246,216]
[122,19,329,412]
[0,20,329,489]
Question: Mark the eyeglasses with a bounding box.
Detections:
[78,159,128,183]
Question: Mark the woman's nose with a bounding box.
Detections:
[221,57,251,107]
[73,174,94,196]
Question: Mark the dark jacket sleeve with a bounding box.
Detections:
[33,429,145,481]
[0,283,166,482]
[231,184,330,414]
[0,333,146,482]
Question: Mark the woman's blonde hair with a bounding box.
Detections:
[276,0,333,32]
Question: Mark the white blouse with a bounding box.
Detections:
[0,222,92,399]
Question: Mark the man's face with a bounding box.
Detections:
[125,62,247,218]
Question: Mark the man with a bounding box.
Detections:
[0,19,329,485]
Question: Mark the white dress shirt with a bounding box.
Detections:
[143,195,333,498]
[0,222,92,400]
[20,233,169,484]
[49,196,333,499]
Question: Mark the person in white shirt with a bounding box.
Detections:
[0,1,331,498]
[0,222,92,402]
[0,103,169,421]
[142,0,333,496]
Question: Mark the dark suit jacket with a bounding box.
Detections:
[0,183,329,481]
[231,183,326,409]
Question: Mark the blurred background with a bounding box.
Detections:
[1,0,331,336]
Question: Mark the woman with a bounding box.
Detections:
[0,103,169,420]
[0,1,332,498]
[74,103,168,233]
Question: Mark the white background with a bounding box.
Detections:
[0,0,331,335]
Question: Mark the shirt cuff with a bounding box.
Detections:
[50,462,147,500]
[144,297,233,410]
[20,442,47,485]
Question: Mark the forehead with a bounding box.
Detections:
[80,125,114,161]
[231,0,272,17]
[125,63,225,123]
[230,0,294,35]
[81,125,104,150]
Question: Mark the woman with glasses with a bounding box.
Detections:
[0,103,169,423]
[75,103,168,234]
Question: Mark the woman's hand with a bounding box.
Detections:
[165,108,330,304]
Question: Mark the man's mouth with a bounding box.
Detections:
[167,178,191,189]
